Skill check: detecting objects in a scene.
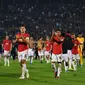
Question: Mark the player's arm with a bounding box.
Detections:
[10,42,12,52]
[21,36,30,44]
[16,34,23,42]
[43,41,46,50]
[33,40,35,49]
[15,34,19,42]
[53,37,64,44]
[50,43,52,51]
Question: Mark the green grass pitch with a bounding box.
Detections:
[0,59,85,85]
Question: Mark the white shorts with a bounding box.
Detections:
[45,51,50,56]
[62,54,69,62]
[28,48,34,57]
[51,54,62,63]
[18,50,28,62]
[4,50,10,56]
[38,50,44,56]
[67,50,72,59]
[72,54,80,60]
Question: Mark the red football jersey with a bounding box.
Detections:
[52,36,63,54]
[16,33,30,52]
[72,39,80,54]
[3,40,12,51]
[45,40,52,51]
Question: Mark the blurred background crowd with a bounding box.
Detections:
[0,0,85,40]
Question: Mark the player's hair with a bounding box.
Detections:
[55,28,61,32]
[71,33,75,35]
[20,24,26,28]
[5,35,9,37]
[5,35,9,39]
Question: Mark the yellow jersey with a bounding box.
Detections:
[37,40,43,51]
[77,37,84,52]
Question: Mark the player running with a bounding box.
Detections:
[3,35,12,66]
[16,25,30,79]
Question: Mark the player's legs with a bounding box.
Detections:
[45,51,50,63]
[46,55,50,63]
[41,50,44,62]
[45,51,47,62]
[51,54,57,78]
[18,50,29,79]
[20,60,29,79]
[72,54,77,71]
[4,56,10,66]
[20,60,26,79]
[28,49,34,64]
[4,50,7,66]
[38,51,41,62]
[68,50,73,70]
[4,56,7,66]
[7,52,10,66]
[4,50,10,66]
[26,49,30,61]
[30,49,34,64]
[76,54,80,67]
[79,50,83,66]
[64,61,68,72]
[38,50,44,63]
[7,56,10,66]
[62,54,69,72]
[40,56,43,63]
[57,54,62,78]
[30,56,33,64]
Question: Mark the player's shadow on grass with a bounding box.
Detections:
[0,73,20,78]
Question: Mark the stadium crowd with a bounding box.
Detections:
[0,4,85,39]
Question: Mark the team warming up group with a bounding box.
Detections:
[1,25,85,79]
